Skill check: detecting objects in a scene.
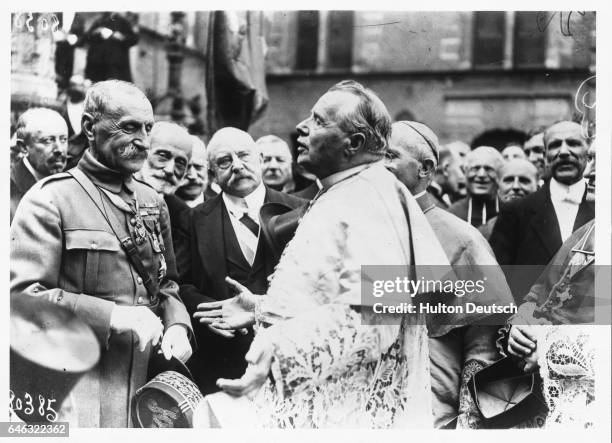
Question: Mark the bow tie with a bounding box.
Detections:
[561,194,582,205]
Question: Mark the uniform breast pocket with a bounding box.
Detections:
[64,229,121,296]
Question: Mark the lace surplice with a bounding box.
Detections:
[537,325,595,428]
[249,165,435,428]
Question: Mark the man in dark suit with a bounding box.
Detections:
[490,121,594,302]
[175,127,304,394]
[10,108,68,223]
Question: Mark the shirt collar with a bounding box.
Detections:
[320,163,372,190]
[23,157,44,181]
[222,182,267,217]
[549,177,585,204]
[77,149,136,194]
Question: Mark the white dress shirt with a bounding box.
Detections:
[185,193,204,208]
[549,178,586,242]
[222,182,266,265]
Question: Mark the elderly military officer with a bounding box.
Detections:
[386,121,514,428]
[10,108,69,222]
[10,80,192,428]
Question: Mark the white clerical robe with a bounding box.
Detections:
[249,162,452,428]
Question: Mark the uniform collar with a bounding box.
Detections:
[77,149,136,194]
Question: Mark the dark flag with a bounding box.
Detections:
[205,11,268,134]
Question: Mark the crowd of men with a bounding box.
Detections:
[9,78,596,428]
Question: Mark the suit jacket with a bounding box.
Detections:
[164,193,190,249]
[10,158,38,223]
[175,187,304,394]
[489,181,594,301]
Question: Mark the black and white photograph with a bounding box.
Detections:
[4,3,611,440]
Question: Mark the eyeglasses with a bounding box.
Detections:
[214,151,254,170]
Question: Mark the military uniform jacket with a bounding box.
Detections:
[10,150,192,428]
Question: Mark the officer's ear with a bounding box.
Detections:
[81,112,96,142]
[346,133,366,156]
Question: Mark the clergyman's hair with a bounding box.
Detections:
[327,80,391,156]
[83,80,150,122]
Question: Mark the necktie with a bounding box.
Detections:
[240,213,259,237]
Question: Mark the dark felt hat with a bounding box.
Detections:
[259,202,308,261]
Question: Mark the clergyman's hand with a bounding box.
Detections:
[217,339,273,399]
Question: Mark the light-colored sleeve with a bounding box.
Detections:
[10,186,115,346]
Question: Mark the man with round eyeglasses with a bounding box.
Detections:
[174,126,304,395]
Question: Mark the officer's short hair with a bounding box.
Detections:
[84,80,149,122]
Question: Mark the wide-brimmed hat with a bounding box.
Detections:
[259,202,308,260]
[10,293,100,423]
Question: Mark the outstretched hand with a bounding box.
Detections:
[192,277,258,332]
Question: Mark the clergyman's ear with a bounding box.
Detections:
[419,159,436,179]
[81,112,96,142]
[346,133,365,156]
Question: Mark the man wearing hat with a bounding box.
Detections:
[385,121,514,428]
[175,126,304,395]
[10,80,193,427]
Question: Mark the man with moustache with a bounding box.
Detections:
[478,159,539,240]
[10,80,193,427]
[136,121,193,243]
[449,146,504,227]
[385,121,514,428]
[175,127,304,395]
[256,135,296,193]
[10,108,68,222]
[176,136,211,207]
[490,121,594,302]
[501,141,596,427]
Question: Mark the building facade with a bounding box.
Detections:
[250,11,596,145]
